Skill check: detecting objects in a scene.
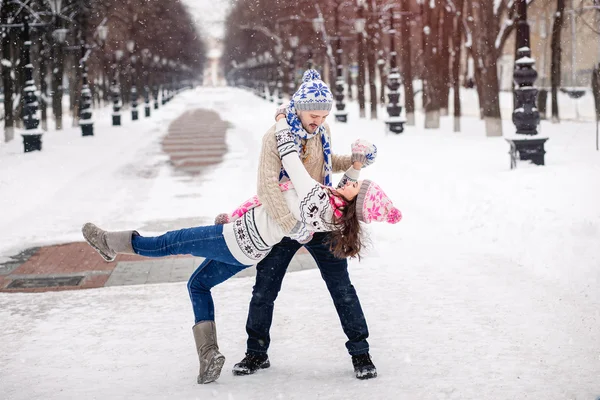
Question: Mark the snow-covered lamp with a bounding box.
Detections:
[289,35,299,49]
[126,40,135,53]
[115,50,124,61]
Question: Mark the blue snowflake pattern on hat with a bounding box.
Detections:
[306,82,330,98]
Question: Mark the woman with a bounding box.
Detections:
[82,119,401,384]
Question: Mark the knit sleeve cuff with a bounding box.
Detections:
[277,213,299,234]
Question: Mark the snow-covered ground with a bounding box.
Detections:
[1,87,599,399]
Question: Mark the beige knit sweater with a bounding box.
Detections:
[257,123,352,233]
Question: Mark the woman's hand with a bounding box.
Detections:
[275,114,285,122]
[351,139,377,167]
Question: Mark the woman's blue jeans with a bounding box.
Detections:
[131,224,251,322]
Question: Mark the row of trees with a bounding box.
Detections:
[222,0,599,137]
[1,0,205,142]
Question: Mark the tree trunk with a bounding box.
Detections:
[366,1,378,119]
[39,32,48,131]
[378,52,385,106]
[400,0,415,125]
[550,0,565,123]
[480,0,503,136]
[357,6,367,119]
[452,0,465,132]
[423,2,442,129]
[1,5,15,142]
[439,8,453,116]
[52,34,65,130]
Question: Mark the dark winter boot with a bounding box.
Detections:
[352,353,377,380]
[82,222,137,262]
[193,321,226,384]
[232,353,270,376]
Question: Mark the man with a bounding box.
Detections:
[231,70,378,380]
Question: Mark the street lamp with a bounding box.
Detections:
[127,40,139,120]
[112,50,124,126]
[384,7,405,134]
[507,0,546,168]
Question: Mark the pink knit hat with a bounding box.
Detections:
[356,180,402,224]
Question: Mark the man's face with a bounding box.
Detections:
[298,110,330,133]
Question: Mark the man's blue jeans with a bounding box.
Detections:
[131,224,250,322]
[245,232,370,356]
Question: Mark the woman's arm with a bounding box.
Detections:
[275,119,331,230]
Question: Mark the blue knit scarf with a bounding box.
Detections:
[279,100,332,187]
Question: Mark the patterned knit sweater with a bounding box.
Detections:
[221,123,355,265]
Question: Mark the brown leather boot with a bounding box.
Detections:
[193,320,226,384]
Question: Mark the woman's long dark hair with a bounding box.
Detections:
[326,190,365,259]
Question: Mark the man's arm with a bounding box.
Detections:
[257,127,298,233]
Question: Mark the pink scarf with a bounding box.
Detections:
[229,182,346,222]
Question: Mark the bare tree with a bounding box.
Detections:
[399,0,415,125]
[550,0,566,122]
[452,0,465,132]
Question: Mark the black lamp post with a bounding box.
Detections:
[21,19,43,152]
[333,1,348,123]
[111,50,123,126]
[79,47,93,136]
[507,0,546,168]
[384,7,405,134]
[127,40,139,120]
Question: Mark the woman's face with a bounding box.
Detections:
[336,180,362,201]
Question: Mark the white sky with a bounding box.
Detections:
[182,0,231,40]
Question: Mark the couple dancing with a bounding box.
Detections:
[82,70,401,384]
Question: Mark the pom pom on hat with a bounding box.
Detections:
[302,69,322,82]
